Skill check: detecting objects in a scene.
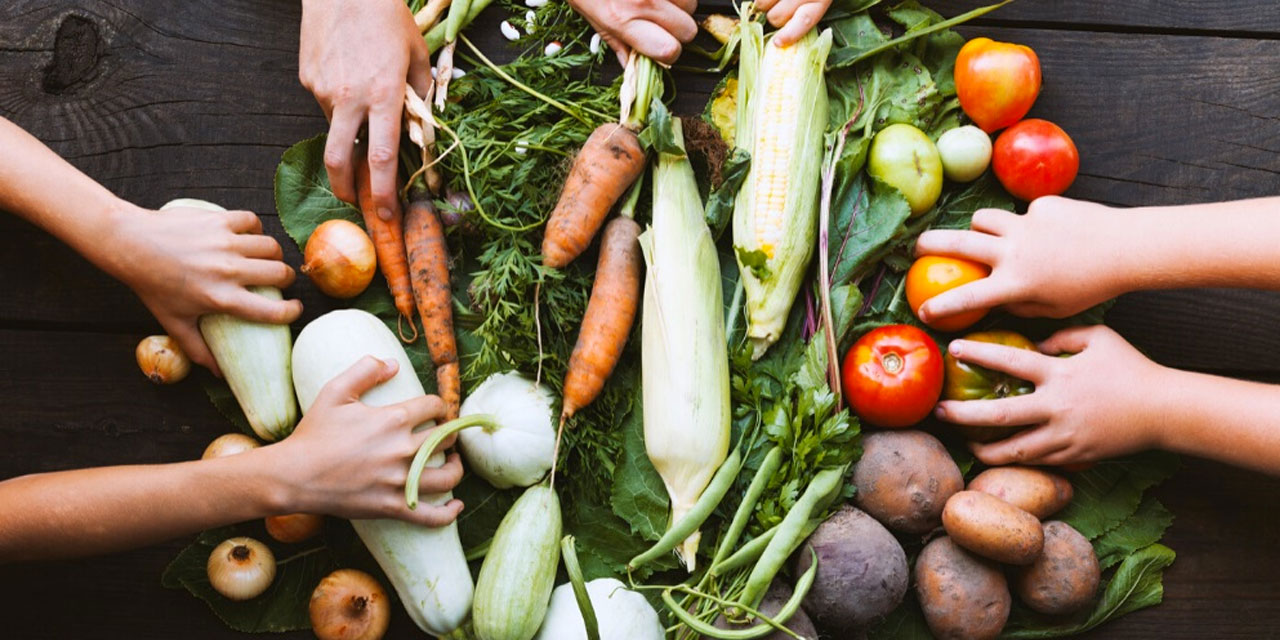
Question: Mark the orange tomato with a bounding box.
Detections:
[906,256,992,332]
[955,38,1041,133]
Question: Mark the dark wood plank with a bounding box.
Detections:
[937,0,1280,35]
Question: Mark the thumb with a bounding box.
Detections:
[321,356,399,405]
[165,318,221,378]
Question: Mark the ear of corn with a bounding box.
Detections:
[640,117,731,572]
[732,18,833,359]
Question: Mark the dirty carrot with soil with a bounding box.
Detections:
[541,53,660,269]
[404,196,460,419]
[356,158,417,342]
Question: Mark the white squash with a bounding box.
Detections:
[291,309,472,638]
[457,372,556,489]
[161,198,298,441]
[534,578,664,640]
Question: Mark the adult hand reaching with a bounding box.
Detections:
[757,0,832,47]
[568,0,699,66]
[299,0,432,221]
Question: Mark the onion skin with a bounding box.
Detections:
[302,219,377,299]
[265,513,324,543]
[136,335,191,384]
[201,433,260,460]
[310,569,391,640]
[207,537,276,601]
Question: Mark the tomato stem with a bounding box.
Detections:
[881,352,904,375]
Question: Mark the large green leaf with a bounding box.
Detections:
[609,385,671,543]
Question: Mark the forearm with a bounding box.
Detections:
[1108,197,1280,293]
[0,446,293,563]
[1150,366,1280,475]
[0,117,137,275]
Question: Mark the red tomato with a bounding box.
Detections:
[842,325,944,428]
[955,38,1042,133]
[993,119,1080,201]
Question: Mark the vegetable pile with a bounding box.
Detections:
[159,1,1180,638]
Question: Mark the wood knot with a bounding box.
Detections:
[42,15,103,95]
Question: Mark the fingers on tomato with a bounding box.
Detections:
[906,256,992,332]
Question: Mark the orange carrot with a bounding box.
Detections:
[542,123,646,269]
[561,216,643,421]
[404,196,460,419]
[355,160,417,342]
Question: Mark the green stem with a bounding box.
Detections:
[628,448,743,572]
[618,170,645,220]
[562,536,602,640]
[405,413,500,509]
[712,446,782,566]
[465,537,491,562]
[622,55,663,129]
[425,0,493,52]
[459,35,609,125]
[833,0,1015,69]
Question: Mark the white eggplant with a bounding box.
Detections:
[291,309,472,638]
[161,198,297,441]
[457,372,556,489]
[533,578,664,640]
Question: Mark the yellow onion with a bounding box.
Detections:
[310,569,391,640]
[136,335,191,384]
[207,537,275,601]
[301,219,377,299]
[201,433,260,460]
[265,513,324,543]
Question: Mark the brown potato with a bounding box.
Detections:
[916,536,1011,640]
[795,506,908,631]
[969,466,1073,519]
[1014,521,1101,615]
[942,491,1044,565]
[852,430,964,534]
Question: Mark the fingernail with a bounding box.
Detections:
[948,341,964,356]
[934,405,947,419]
[378,207,393,221]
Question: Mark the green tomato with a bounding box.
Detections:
[937,125,993,183]
[868,123,944,216]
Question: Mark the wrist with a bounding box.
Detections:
[1135,363,1185,452]
[233,444,302,516]
[87,199,147,281]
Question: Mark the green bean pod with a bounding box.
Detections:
[711,525,777,576]
[627,448,743,571]
[713,446,783,567]
[737,466,845,610]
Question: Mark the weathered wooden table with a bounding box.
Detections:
[1,0,1277,637]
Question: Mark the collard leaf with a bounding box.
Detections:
[870,52,943,130]
[1058,452,1179,541]
[274,134,363,247]
[829,175,913,287]
[1092,497,1175,570]
[609,386,671,542]
[569,498,678,581]
[826,12,889,69]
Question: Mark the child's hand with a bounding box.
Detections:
[914,196,1124,324]
[106,205,302,375]
[757,0,832,47]
[568,0,698,65]
[935,325,1166,467]
[271,356,466,527]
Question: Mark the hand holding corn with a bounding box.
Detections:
[568,0,698,65]
[757,0,834,47]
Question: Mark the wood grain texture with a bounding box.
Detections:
[1,0,1280,637]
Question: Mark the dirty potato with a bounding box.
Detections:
[852,430,964,534]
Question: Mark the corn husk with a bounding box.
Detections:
[732,16,832,359]
[640,118,731,572]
